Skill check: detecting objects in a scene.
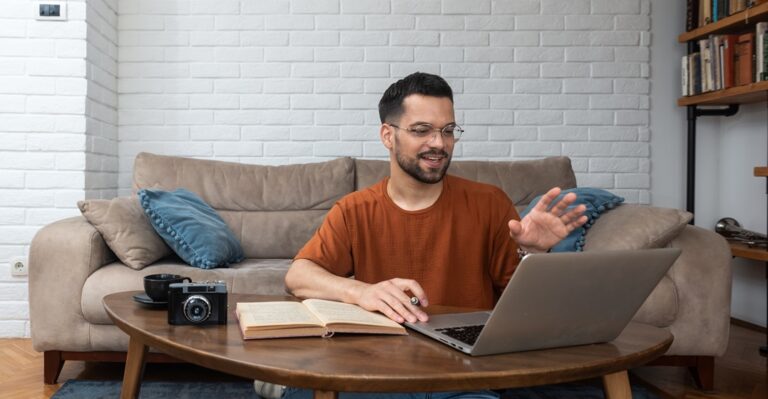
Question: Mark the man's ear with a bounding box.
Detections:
[380,124,394,150]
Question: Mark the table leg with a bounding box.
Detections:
[313,390,338,399]
[602,370,632,399]
[121,337,148,399]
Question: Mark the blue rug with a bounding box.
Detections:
[51,380,259,398]
[502,379,659,398]
[52,379,660,399]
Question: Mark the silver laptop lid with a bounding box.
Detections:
[407,248,681,356]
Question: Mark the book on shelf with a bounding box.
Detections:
[756,22,768,81]
[235,299,407,340]
[700,0,712,26]
[722,34,737,89]
[734,32,755,86]
[682,52,702,96]
[683,55,690,96]
[692,52,702,95]
[713,0,726,23]
[731,0,747,15]
[687,0,700,31]
[700,38,713,92]
[713,35,723,90]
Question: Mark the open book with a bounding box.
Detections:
[235,299,408,339]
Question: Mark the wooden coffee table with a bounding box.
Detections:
[104,291,672,399]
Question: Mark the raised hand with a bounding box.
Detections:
[351,278,429,324]
[508,187,588,252]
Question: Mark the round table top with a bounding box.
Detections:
[104,291,673,393]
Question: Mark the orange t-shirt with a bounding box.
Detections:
[294,174,521,310]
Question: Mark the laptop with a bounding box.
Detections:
[405,248,681,356]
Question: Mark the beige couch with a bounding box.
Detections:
[29,153,732,388]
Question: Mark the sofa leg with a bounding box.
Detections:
[44,350,64,384]
[689,356,715,391]
[647,355,715,391]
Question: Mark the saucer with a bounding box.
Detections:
[133,293,168,308]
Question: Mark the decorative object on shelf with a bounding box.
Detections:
[715,217,768,247]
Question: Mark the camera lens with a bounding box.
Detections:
[182,295,211,324]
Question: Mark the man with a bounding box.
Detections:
[257,72,587,399]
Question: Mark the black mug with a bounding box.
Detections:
[144,274,191,302]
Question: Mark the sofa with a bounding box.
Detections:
[29,152,732,389]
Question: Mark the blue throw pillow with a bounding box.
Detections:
[519,187,624,252]
[138,188,244,269]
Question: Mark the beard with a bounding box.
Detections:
[393,135,452,185]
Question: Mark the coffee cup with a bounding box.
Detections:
[144,274,191,302]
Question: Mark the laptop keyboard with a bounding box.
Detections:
[435,324,484,346]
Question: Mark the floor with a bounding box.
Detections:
[0,323,765,399]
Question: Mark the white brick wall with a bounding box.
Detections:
[117,0,652,195]
[0,0,652,337]
[0,0,90,337]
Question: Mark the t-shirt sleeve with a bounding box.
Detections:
[489,194,521,299]
[294,203,355,277]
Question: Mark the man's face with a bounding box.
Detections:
[389,94,456,185]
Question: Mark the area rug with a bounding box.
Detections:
[502,379,660,399]
[51,380,259,399]
[52,379,659,399]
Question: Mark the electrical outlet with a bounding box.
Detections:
[34,1,67,21]
[11,257,27,277]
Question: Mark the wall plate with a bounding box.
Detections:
[34,1,67,21]
[10,256,27,277]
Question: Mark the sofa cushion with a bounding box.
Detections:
[354,156,577,207]
[583,205,693,250]
[132,153,355,258]
[138,188,244,269]
[77,197,172,270]
[520,188,624,252]
[81,258,292,324]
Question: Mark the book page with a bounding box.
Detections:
[236,301,324,329]
[303,299,402,328]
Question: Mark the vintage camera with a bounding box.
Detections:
[168,281,228,325]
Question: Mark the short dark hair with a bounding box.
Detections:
[378,72,453,124]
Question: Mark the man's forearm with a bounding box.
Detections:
[285,259,367,304]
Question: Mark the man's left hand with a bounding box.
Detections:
[508,187,588,252]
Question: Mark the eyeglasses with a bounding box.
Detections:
[388,123,464,142]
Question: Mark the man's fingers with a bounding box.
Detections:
[560,204,586,224]
[391,278,429,308]
[380,294,420,323]
[569,215,588,229]
[375,298,405,323]
[533,187,561,212]
[549,192,577,216]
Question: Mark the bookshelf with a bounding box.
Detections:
[678,80,768,105]
[730,242,768,261]
[680,2,768,358]
[679,2,768,42]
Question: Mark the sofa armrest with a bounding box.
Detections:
[583,205,732,357]
[662,225,732,356]
[29,216,116,352]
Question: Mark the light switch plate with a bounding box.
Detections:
[34,1,67,21]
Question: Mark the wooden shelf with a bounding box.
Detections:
[679,3,768,42]
[755,166,768,176]
[678,80,768,106]
[730,242,768,261]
